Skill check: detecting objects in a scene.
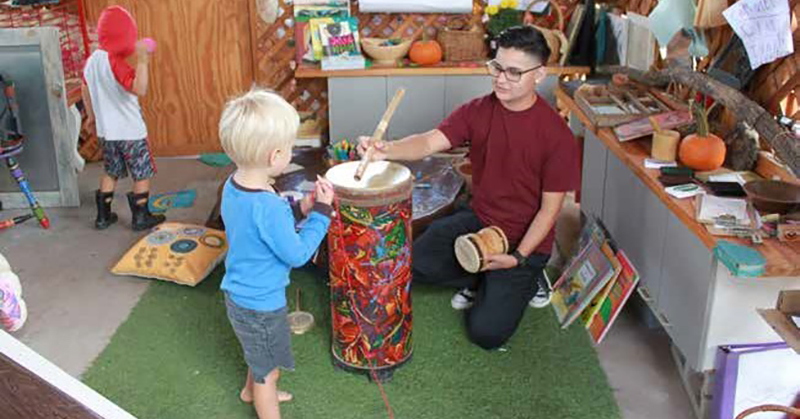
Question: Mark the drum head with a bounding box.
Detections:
[325,161,411,192]
[454,235,481,274]
[288,311,315,335]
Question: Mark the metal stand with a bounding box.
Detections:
[0,141,50,229]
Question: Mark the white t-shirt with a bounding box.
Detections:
[83,50,147,141]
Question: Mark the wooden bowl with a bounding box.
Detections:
[361,38,412,65]
[743,180,800,214]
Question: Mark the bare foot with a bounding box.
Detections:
[239,388,293,403]
[240,387,253,404]
[278,390,293,402]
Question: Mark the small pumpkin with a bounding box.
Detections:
[409,37,442,66]
[678,98,726,171]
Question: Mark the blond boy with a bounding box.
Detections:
[219,89,334,419]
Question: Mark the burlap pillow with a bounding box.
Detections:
[112,223,227,286]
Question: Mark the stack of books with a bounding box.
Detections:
[551,216,641,344]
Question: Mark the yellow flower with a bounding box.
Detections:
[500,0,511,8]
[486,5,499,15]
[509,0,519,7]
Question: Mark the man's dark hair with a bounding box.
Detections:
[495,26,551,65]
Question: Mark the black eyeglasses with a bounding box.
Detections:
[486,60,543,82]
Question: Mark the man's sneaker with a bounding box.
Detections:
[451,288,476,310]
[529,270,553,309]
[529,286,552,308]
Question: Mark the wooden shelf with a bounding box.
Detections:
[556,84,800,278]
[295,63,591,78]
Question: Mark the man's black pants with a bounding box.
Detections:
[412,208,549,350]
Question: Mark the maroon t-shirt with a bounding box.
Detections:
[438,94,580,254]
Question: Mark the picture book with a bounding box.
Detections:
[293,1,350,63]
[579,249,623,327]
[586,250,641,344]
[317,17,361,59]
[551,237,619,329]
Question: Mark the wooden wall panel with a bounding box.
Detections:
[84,0,254,156]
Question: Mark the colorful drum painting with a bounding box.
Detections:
[325,161,414,375]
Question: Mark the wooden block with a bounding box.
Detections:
[777,290,800,315]
[777,224,800,242]
[758,309,800,354]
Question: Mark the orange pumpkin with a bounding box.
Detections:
[409,39,442,66]
[678,99,727,171]
[678,133,726,171]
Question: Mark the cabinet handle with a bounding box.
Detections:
[658,312,672,328]
[637,286,654,303]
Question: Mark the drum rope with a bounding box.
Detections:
[331,196,396,419]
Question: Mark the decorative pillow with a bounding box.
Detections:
[112,223,227,286]
[0,253,27,332]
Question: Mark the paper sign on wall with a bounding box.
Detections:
[722,0,793,69]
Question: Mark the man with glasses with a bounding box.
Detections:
[358,26,579,350]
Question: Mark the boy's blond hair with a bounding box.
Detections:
[219,88,299,167]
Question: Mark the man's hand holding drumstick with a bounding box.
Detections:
[353,88,406,181]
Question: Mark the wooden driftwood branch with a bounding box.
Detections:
[597,66,800,177]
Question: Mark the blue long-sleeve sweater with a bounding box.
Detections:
[220,177,333,311]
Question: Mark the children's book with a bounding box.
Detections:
[579,250,623,327]
[315,17,361,59]
[551,237,619,329]
[586,250,640,344]
[293,1,350,63]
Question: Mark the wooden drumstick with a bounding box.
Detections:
[354,88,406,181]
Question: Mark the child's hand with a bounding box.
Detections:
[314,175,335,205]
[300,193,314,216]
[135,40,150,61]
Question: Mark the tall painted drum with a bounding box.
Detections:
[325,161,413,379]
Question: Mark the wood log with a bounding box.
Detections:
[597,66,800,177]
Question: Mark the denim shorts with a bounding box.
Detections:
[224,294,295,383]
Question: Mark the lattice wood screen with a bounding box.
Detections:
[249,0,488,129]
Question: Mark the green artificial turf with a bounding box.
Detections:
[83,267,620,419]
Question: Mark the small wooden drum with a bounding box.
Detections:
[325,161,414,378]
[454,226,509,273]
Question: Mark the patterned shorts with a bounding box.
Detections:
[101,138,157,181]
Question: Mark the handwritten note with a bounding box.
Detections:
[723,0,793,69]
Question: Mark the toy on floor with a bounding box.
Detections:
[0,253,28,332]
[0,74,50,229]
[148,189,197,214]
[0,214,34,231]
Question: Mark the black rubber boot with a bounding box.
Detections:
[127,192,165,232]
[95,190,118,230]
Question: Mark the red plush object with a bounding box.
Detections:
[98,6,138,58]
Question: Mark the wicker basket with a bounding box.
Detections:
[523,0,565,32]
[437,17,487,62]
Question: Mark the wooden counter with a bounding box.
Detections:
[295,63,590,78]
[556,84,800,278]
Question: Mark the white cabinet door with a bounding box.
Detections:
[657,212,714,370]
[329,77,387,142]
[387,76,445,140]
[579,131,608,219]
[444,75,492,116]
[602,151,669,309]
